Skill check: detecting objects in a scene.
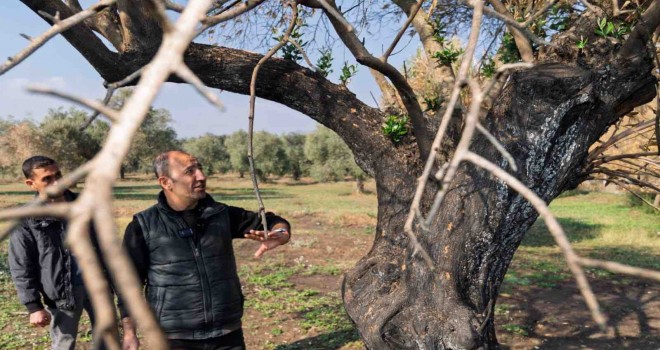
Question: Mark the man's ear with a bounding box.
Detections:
[25,178,35,189]
[158,176,171,190]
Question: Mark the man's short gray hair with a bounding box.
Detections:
[153,152,171,178]
[153,150,194,178]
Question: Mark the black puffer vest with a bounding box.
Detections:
[135,193,243,337]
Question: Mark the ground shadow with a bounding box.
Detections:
[521,218,602,247]
[497,275,660,350]
[275,328,361,350]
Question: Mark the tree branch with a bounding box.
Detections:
[201,0,266,29]
[578,257,660,280]
[28,85,120,122]
[2,0,116,75]
[382,0,425,61]
[20,0,127,80]
[65,213,120,350]
[175,64,225,110]
[481,4,553,48]
[620,0,660,60]
[315,0,432,158]
[487,0,535,62]
[116,0,163,52]
[0,203,71,221]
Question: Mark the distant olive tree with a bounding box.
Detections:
[304,125,367,192]
[225,130,250,178]
[183,133,230,175]
[0,119,42,178]
[282,133,310,180]
[117,108,180,178]
[38,108,104,171]
[252,131,288,181]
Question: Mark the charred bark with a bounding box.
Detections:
[342,61,656,349]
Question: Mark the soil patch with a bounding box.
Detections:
[234,214,660,349]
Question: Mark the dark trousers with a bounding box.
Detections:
[46,284,105,350]
[169,329,246,350]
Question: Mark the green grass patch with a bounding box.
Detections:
[501,323,529,336]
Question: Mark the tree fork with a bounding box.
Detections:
[342,60,657,349]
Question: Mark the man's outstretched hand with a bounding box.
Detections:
[29,309,50,327]
[244,226,290,258]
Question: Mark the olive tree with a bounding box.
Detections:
[1,0,658,348]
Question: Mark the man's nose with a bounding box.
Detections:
[195,169,206,181]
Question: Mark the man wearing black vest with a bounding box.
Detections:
[119,150,291,350]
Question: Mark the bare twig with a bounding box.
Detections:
[0,0,116,75]
[578,0,599,13]
[316,0,354,32]
[106,68,144,89]
[593,168,660,192]
[611,0,635,16]
[286,38,315,70]
[0,162,92,242]
[37,10,61,24]
[610,179,660,211]
[424,80,483,227]
[382,0,425,61]
[79,87,116,131]
[65,213,120,350]
[0,203,71,221]
[83,1,217,346]
[201,0,266,29]
[164,0,186,12]
[481,5,554,48]
[593,151,659,165]
[28,85,120,122]
[578,257,660,281]
[406,0,484,232]
[175,64,225,110]
[246,3,299,236]
[587,119,655,161]
[482,62,534,97]
[476,122,518,171]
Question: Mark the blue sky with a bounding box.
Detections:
[0,2,419,138]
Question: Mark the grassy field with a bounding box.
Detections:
[0,175,658,349]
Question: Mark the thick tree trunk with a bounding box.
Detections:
[343,62,656,349]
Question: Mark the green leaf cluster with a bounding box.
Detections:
[381,115,408,143]
[497,32,521,64]
[274,26,306,62]
[339,62,358,85]
[432,46,462,66]
[423,96,441,112]
[431,18,447,45]
[595,18,630,39]
[316,50,333,77]
[481,58,496,78]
